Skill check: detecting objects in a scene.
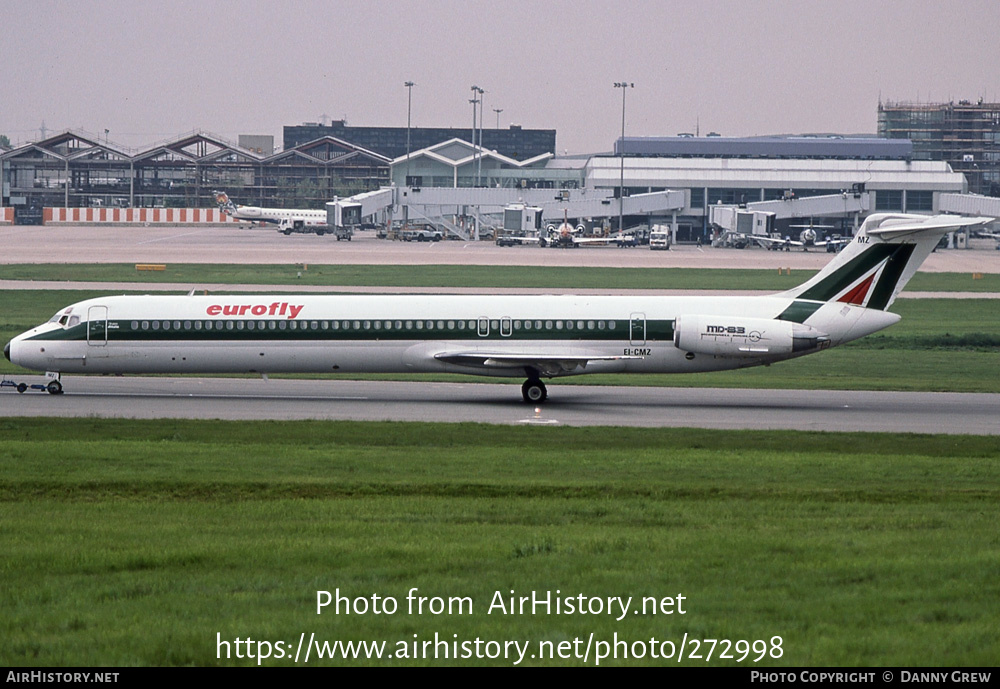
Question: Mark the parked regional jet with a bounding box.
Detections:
[755,223,848,252]
[4,214,989,403]
[213,191,328,234]
[543,212,631,248]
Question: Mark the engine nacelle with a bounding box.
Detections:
[673,315,829,357]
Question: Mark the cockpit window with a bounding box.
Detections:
[68,315,81,327]
[48,312,63,323]
[58,315,69,326]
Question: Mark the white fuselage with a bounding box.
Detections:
[7,292,898,379]
[226,205,327,225]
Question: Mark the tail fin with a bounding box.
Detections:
[213,190,236,215]
[778,214,991,310]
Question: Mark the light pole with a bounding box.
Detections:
[471,85,484,186]
[613,81,633,232]
[476,88,486,185]
[470,85,480,188]
[469,96,479,187]
[404,81,414,187]
[493,108,503,129]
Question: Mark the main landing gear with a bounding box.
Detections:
[521,377,547,404]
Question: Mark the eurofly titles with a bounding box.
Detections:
[206,302,304,319]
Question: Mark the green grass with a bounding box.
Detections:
[1,419,998,666]
[2,262,1000,292]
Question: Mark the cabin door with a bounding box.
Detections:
[87,305,108,346]
[629,313,646,346]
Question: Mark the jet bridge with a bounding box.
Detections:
[710,191,871,233]
[328,187,685,240]
[938,193,1000,219]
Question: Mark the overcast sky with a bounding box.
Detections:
[2,0,999,154]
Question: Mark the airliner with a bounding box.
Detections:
[213,191,328,234]
[4,214,989,403]
[755,223,847,252]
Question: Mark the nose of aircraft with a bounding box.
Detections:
[3,341,9,361]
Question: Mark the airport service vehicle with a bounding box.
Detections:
[401,228,443,242]
[275,217,329,236]
[4,214,987,403]
[649,227,671,250]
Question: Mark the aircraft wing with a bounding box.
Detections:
[434,349,644,376]
[754,236,800,248]
[571,236,615,245]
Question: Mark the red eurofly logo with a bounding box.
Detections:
[206,302,304,319]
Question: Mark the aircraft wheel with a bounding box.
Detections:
[17,383,27,393]
[46,380,63,395]
[521,379,547,404]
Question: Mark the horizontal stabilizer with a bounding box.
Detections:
[866,214,992,240]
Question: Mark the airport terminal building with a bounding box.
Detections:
[0,128,970,239]
[284,121,556,162]
[389,134,967,241]
[0,130,392,218]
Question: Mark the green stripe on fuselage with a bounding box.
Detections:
[26,318,677,343]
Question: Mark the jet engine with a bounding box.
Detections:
[673,315,829,357]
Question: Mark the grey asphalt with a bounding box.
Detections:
[2,376,997,435]
[3,224,1000,272]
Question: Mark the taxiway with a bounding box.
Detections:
[2,376,997,435]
